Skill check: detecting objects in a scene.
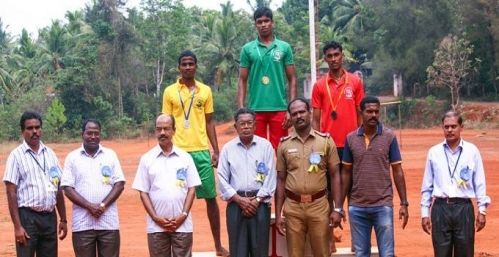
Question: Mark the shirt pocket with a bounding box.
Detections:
[286,152,300,171]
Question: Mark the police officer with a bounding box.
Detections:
[275,98,342,257]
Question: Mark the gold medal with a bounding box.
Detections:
[261,76,270,85]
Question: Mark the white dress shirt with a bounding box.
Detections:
[61,145,125,232]
[217,135,276,203]
[421,139,491,217]
[132,145,201,233]
[3,141,62,212]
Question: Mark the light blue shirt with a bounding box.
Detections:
[217,135,276,203]
[421,139,491,217]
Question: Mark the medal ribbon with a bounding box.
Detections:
[178,87,195,123]
[325,73,348,116]
[443,146,462,182]
[256,44,273,79]
[28,150,46,174]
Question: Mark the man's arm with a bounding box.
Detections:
[63,186,104,218]
[205,113,219,167]
[56,188,67,240]
[285,65,297,101]
[5,182,30,245]
[237,67,249,108]
[274,170,287,236]
[340,164,352,208]
[392,163,409,229]
[312,108,322,131]
[173,186,197,230]
[100,181,125,209]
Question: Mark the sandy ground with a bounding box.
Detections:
[1,124,498,257]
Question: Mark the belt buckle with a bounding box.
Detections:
[301,194,312,203]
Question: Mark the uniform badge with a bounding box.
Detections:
[101,165,112,185]
[255,161,269,183]
[457,166,471,189]
[308,152,321,173]
[48,166,60,187]
[176,167,187,188]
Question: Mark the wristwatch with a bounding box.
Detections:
[256,197,262,203]
[333,208,345,217]
[181,211,188,217]
[99,202,106,209]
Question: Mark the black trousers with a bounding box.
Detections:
[431,198,475,257]
[17,208,57,257]
[226,202,271,257]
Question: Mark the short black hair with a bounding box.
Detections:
[234,108,256,122]
[287,97,310,113]
[82,119,101,133]
[20,111,42,130]
[254,7,273,21]
[441,111,463,125]
[323,40,343,55]
[360,96,380,111]
[178,50,197,65]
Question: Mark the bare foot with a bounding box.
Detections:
[216,247,229,257]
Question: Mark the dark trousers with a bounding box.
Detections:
[147,232,193,257]
[431,198,475,257]
[16,208,57,257]
[226,202,271,257]
[73,230,120,257]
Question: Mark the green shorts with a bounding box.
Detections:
[189,150,217,199]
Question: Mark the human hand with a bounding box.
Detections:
[14,226,30,246]
[87,203,104,218]
[282,112,292,129]
[211,152,219,168]
[330,212,343,229]
[276,216,286,236]
[399,206,409,229]
[58,221,68,240]
[476,213,486,232]
[421,217,431,235]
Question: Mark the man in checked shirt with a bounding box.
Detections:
[61,119,125,257]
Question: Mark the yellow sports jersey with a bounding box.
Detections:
[162,79,214,151]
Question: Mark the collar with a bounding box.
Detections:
[289,128,317,140]
[442,138,464,152]
[236,136,257,147]
[22,140,46,154]
[153,144,180,158]
[327,69,348,84]
[356,123,384,136]
[256,36,277,47]
[176,78,200,92]
[79,145,103,157]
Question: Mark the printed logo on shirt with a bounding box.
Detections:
[101,165,112,185]
[345,87,354,99]
[48,166,60,187]
[195,98,204,109]
[176,167,188,188]
[272,49,283,62]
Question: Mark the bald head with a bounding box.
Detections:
[156,114,176,130]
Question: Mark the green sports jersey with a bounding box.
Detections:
[240,38,294,111]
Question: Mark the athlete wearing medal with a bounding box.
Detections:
[421,111,490,257]
[238,7,297,151]
[162,51,228,256]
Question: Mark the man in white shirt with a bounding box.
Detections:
[61,119,125,257]
[132,114,201,257]
[421,111,491,257]
[3,111,68,257]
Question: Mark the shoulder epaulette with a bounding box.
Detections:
[314,131,329,137]
[280,135,292,142]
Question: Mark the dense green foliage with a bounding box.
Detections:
[0,0,497,141]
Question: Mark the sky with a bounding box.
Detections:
[0,0,284,37]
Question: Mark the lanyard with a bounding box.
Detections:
[443,146,462,181]
[28,150,46,174]
[178,88,195,121]
[256,45,272,76]
[325,73,348,114]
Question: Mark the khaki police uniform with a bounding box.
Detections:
[276,129,339,257]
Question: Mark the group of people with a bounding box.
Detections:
[3,6,490,257]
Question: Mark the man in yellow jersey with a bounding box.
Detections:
[162,50,228,256]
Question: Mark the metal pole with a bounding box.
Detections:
[308,0,317,99]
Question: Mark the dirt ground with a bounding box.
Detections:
[1,124,498,257]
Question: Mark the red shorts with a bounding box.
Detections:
[255,111,288,151]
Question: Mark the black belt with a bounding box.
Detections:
[19,207,54,215]
[434,197,471,205]
[237,190,259,197]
